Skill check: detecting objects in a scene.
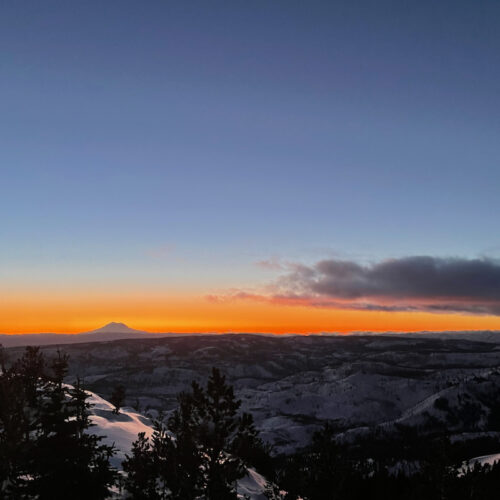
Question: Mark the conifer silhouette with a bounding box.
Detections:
[0,347,117,499]
[110,384,126,414]
[123,367,268,499]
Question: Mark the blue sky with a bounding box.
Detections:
[1,0,500,294]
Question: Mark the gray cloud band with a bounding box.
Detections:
[272,256,500,315]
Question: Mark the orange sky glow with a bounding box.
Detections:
[2,291,500,334]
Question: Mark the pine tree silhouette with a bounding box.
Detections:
[15,346,46,406]
[0,347,117,499]
[110,384,126,414]
[122,431,158,499]
[0,361,33,497]
[123,367,268,499]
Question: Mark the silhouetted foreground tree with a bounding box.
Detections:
[110,384,126,414]
[273,423,500,500]
[0,346,116,499]
[123,367,270,499]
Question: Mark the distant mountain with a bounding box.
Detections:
[0,322,175,348]
[84,322,147,335]
[1,324,499,349]
[80,322,149,341]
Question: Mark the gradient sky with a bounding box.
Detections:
[1,1,500,333]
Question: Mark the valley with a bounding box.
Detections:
[6,333,500,455]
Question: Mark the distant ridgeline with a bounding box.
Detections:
[1,323,499,347]
[0,322,175,347]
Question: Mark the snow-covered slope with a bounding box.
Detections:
[13,334,500,454]
[459,452,500,476]
[87,391,153,468]
[468,453,500,467]
[86,390,268,499]
[236,468,268,500]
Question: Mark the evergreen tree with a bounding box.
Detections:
[123,367,267,500]
[165,386,206,499]
[110,384,126,414]
[14,346,46,407]
[64,378,117,499]
[122,431,159,499]
[0,346,48,497]
[0,363,33,497]
[0,347,117,499]
[31,370,117,499]
[199,368,243,499]
[0,343,8,372]
[50,349,69,389]
[232,411,273,477]
[276,423,373,500]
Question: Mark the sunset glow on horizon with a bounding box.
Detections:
[2,1,500,336]
[2,290,500,335]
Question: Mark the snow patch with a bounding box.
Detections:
[86,390,269,499]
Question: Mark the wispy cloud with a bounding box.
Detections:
[255,256,286,271]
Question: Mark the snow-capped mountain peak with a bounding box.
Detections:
[85,322,145,334]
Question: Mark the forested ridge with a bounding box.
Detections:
[1,346,500,499]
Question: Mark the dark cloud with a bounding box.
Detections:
[272,256,500,315]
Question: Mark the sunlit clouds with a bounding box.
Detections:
[3,271,500,334]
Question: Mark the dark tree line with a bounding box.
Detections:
[0,346,116,499]
[268,423,500,500]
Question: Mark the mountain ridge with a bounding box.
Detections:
[84,322,147,335]
[0,322,172,347]
[0,325,499,348]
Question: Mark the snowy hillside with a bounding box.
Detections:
[87,391,153,468]
[7,334,500,454]
[468,453,500,468]
[24,334,497,453]
[86,390,268,499]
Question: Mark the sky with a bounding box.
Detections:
[1,0,500,333]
